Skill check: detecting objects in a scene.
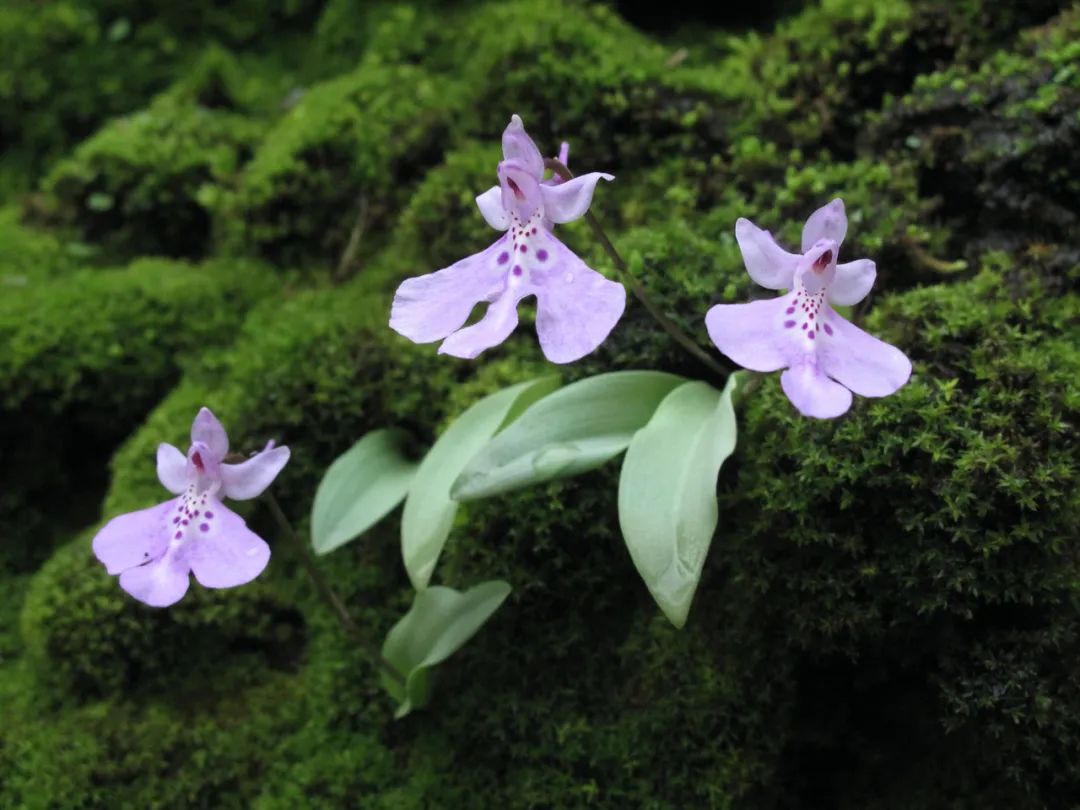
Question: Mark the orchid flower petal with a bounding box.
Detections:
[781,363,853,419]
[220,444,291,501]
[475,185,509,230]
[92,500,174,575]
[828,259,876,306]
[157,444,188,494]
[706,294,798,372]
[801,198,847,252]
[390,239,509,344]
[539,172,614,224]
[533,235,626,363]
[501,114,544,179]
[118,549,191,608]
[735,218,799,290]
[820,310,912,397]
[438,288,523,359]
[191,407,228,462]
[185,501,271,589]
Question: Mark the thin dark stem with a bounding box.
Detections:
[263,490,405,686]
[544,157,731,380]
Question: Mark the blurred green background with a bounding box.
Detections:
[1,0,1079,807]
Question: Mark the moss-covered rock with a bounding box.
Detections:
[720,262,1080,804]
[0,0,319,174]
[0,258,276,572]
[5,0,1080,807]
[867,7,1080,255]
[219,64,464,268]
[37,93,262,260]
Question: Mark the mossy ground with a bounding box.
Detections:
[2,0,1078,807]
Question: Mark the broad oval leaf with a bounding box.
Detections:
[617,374,741,628]
[381,580,512,718]
[311,429,419,555]
[402,377,560,590]
[451,371,685,501]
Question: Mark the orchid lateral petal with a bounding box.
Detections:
[220,444,291,501]
[156,444,188,494]
[735,218,799,290]
[828,259,876,306]
[475,186,509,230]
[539,172,613,224]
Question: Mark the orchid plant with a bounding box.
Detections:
[92,114,911,717]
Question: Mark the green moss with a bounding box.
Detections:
[37,90,263,260]
[0,0,319,176]
[0,206,80,286]
[1,628,305,809]
[869,6,1080,251]
[220,64,464,268]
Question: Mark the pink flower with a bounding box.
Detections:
[92,408,289,607]
[706,199,912,418]
[390,114,626,363]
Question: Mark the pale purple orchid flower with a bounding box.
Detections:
[92,408,290,607]
[390,114,626,364]
[706,199,912,419]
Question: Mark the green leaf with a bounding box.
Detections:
[452,371,685,501]
[381,581,512,718]
[311,429,419,555]
[402,377,559,590]
[617,374,741,628]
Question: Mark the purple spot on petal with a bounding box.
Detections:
[181,519,189,525]
[173,517,180,524]
[519,244,527,253]
[808,331,816,340]
[784,320,796,329]
[802,323,808,330]
[205,511,214,519]
[497,252,509,265]
[175,531,182,539]
[537,249,548,261]
[824,324,833,335]
[786,307,795,314]
[512,265,522,276]
[200,523,210,533]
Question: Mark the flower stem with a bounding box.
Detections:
[263,490,405,686]
[544,157,730,379]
